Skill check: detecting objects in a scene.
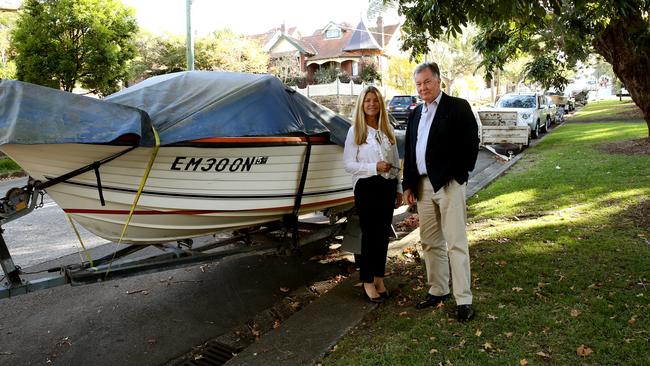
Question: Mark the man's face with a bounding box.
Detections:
[415,67,441,104]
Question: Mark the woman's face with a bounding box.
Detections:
[363,91,380,120]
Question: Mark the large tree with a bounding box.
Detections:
[129,29,269,83]
[396,0,650,138]
[194,29,268,73]
[428,26,482,95]
[11,0,138,95]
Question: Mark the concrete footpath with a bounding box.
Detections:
[225,147,526,365]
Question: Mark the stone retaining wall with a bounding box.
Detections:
[311,95,357,119]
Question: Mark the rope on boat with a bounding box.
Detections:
[105,126,161,279]
[66,214,94,267]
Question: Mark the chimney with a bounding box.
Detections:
[376,16,384,48]
[280,22,286,35]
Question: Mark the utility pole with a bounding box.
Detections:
[186,0,194,71]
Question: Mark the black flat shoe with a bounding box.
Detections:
[378,290,389,299]
[457,304,475,321]
[415,293,449,309]
[362,286,384,303]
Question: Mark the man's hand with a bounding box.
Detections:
[404,189,416,205]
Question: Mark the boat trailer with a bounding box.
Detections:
[0,179,346,300]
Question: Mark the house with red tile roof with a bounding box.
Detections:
[251,17,401,85]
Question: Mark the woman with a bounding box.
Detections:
[343,86,403,303]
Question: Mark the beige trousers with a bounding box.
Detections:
[417,178,473,305]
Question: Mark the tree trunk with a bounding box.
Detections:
[592,13,650,140]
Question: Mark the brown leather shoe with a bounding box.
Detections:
[415,293,449,309]
[457,304,475,321]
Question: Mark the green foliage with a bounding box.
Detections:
[268,54,306,86]
[357,62,381,84]
[129,31,186,82]
[386,55,418,94]
[11,0,138,95]
[0,157,21,173]
[0,11,17,79]
[194,29,268,73]
[129,28,269,82]
[313,66,338,84]
[429,25,482,93]
[396,0,649,90]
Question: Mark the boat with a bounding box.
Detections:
[0,72,354,244]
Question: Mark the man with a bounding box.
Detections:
[402,62,479,321]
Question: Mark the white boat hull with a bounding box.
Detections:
[1,139,354,243]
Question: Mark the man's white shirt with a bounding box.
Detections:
[416,92,443,175]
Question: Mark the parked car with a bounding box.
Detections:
[388,113,406,130]
[492,92,553,138]
[387,95,420,121]
[546,97,559,125]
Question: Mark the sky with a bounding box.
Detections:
[122,0,400,36]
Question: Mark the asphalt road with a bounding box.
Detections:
[0,148,504,366]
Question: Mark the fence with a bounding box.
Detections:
[293,79,368,97]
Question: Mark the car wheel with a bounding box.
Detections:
[531,121,540,138]
[544,118,551,132]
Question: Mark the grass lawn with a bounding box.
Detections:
[0,156,22,174]
[323,100,650,365]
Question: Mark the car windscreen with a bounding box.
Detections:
[390,96,413,106]
[497,95,535,108]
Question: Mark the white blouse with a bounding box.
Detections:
[343,126,402,192]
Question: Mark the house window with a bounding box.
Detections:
[325,27,341,39]
[352,61,359,76]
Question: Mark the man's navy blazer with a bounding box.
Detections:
[402,92,480,196]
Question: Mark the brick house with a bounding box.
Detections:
[251,17,401,85]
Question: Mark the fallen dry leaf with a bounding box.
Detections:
[536,351,550,359]
[512,287,523,292]
[482,342,493,350]
[429,348,438,354]
[250,324,261,339]
[519,359,529,366]
[504,332,514,338]
[273,319,281,329]
[628,316,637,325]
[399,311,409,316]
[279,287,290,293]
[487,314,498,320]
[570,309,581,317]
[576,345,593,356]
[475,329,482,337]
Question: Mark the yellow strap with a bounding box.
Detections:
[66,213,94,267]
[105,127,161,278]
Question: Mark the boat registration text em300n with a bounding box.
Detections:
[170,156,269,172]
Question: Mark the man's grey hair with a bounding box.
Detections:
[414,62,441,79]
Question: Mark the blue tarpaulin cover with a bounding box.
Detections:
[0,71,351,147]
[0,79,152,145]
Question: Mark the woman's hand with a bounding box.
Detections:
[376,161,391,173]
[395,192,403,208]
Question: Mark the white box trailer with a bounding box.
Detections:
[478,110,530,147]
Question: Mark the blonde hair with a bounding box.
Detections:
[352,86,396,146]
